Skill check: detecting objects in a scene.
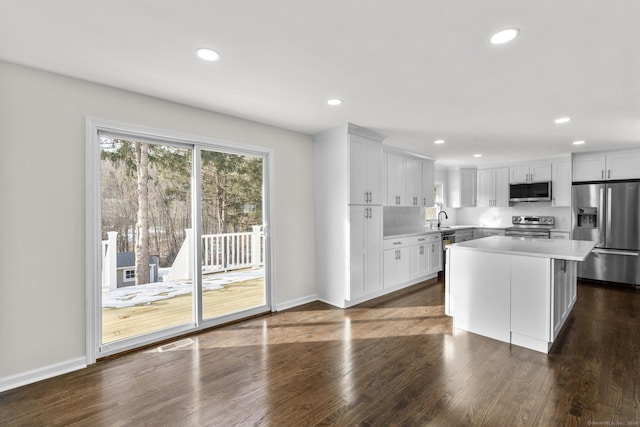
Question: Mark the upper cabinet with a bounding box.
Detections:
[477,167,509,207]
[510,161,552,184]
[573,149,640,182]
[349,133,383,205]
[551,159,571,207]
[447,167,477,208]
[421,159,435,207]
[385,152,407,206]
[385,151,435,207]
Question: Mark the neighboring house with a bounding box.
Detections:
[116,252,159,287]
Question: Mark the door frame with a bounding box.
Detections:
[85,117,276,363]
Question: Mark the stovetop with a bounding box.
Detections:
[506,216,554,230]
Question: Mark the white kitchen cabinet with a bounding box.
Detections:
[409,233,441,279]
[349,134,383,205]
[477,167,509,207]
[405,157,422,206]
[455,229,474,242]
[573,149,640,182]
[385,152,407,206]
[551,160,571,207]
[350,206,382,299]
[551,259,576,339]
[386,152,435,207]
[427,236,442,275]
[421,159,435,207]
[383,238,410,288]
[314,124,386,307]
[447,168,477,208]
[510,161,551,184]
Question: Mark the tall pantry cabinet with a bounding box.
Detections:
[314,124,386,307]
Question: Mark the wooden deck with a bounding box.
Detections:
[102,277,265,343]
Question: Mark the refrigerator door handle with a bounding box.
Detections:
[606,186,612,248]
[599,187,605,247]
[592,248,640,257]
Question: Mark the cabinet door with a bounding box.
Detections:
[476,169,494,207]
[552,160,571,207]
[396,247,411,284]
[366,142,383,204]
[364,206,382,293]
[350,135,382,204]
[349,137,368,205]
[460,168,477,207]
[493,168,510,207]
[349,206,366,299]
[428,241,442,274]
[386,153,407,205]
[405,158,421,206]
[365,246,382,293]
[530,162,552,182]
[383,249,397,289]
[421,160,435,207]
[510,164,530,183]
[606,150,640,180]
[573,153,606,182]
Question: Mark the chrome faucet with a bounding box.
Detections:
[437,210,449,228]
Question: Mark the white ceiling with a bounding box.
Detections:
[2,0,639,166]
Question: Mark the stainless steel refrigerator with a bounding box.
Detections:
[572,181,640,286]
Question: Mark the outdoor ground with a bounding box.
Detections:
[102,269,265,343]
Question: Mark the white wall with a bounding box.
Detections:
[0,61,316,382]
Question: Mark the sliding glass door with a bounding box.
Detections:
[90,122,271,357]
[200,149,266,321]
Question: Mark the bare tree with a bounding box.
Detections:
[134,142,150,285]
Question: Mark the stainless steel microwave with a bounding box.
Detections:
[509,181,552,202]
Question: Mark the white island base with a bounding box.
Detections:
[445,236,595,353]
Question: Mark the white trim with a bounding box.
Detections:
[275,293,318,311]
[85,117,276,361]
[0,357,86,393]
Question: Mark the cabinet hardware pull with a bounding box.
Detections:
[602,170,604,179]
[393,241,402,245]
[608,169,611,179]
[417,238,425,241]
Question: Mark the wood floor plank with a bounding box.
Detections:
[2,278,640,426]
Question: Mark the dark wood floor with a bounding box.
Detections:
[2,277,639,426]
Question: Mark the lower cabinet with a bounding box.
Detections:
[384,233,441,288]
[349,206,382,300]
[455,229,474,242]
[383,238,410,288]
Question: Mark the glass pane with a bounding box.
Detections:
[200,150,266,320]
[100,137,193,344]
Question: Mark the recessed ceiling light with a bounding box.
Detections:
[572,140,586,145]
[490,28,520,45]
[327,99,342,106]
[473,154,482,158]
[434,139,445,144]
[555,117,571,124]
[195,48,220,62]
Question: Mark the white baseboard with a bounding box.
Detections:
[0,357,86,393]
[275,293,318,311]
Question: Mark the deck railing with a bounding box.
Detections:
[102,226,265,289]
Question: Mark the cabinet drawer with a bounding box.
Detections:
[410,233,440,246]
[384,237,410,249]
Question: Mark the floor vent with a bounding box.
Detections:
[157,338,194,352]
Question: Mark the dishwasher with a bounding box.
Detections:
[441,230,456,273]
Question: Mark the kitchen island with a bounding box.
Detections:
[445,236,596,353]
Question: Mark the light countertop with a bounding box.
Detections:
[450,235,596,261]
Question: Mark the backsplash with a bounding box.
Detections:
[383,206,427,236]
[454,202,571,230]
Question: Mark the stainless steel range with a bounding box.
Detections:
[505,216,554,238]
